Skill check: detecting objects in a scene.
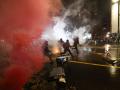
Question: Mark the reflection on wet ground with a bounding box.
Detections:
[76,44,120,61]
[24,44,120,90]
[63,44,120,90]
[64,62,120,90]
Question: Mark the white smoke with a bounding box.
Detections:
[72,26,91,44]
[41,0,92,45]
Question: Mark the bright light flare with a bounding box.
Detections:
[83,33,92,40]
[112,0,119,3]
[112,3,118,16]
[112,1,118,33]
[42,17,92,46]
[105,44,111,51]
[106,32,110,38]
[106,34,110,38]
[52,46,60,54]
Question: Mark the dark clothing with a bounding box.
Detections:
[43,44,51,56]
[73,38,79,54]
[59,39,64,46]
[62,40,73,56]
[63,48,73,56]
[43,41,52,62]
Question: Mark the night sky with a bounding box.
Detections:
[62,0,111,35]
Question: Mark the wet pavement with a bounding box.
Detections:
[64,61,120,90]
[63,45,120,90]
[24,44,120,90]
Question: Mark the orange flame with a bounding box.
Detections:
[52,46,60,54]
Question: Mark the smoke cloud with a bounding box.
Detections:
[0,0,62,90]
[42,0,94,45]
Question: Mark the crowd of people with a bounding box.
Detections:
[92,33,120,45]
[58,37,80,56]
[43,37,80,62]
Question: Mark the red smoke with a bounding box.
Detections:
[0,0,62,90]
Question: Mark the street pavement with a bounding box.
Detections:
[63,45,120,90]
[64,61,120,90]
[24,44,120,90]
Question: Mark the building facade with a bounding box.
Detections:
[111,0,120,33]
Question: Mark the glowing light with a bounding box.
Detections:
[52,46,60,54]
[112,3,118,15]
[111,57,117,60]
[42,17,74,45]
[106,32,110,38]
[53,17,70,41]
[111,2,118,33]
[42,17,92,45]
[104,44,111,57]
[42,0,92,46]
[112,0,119,3]
[106,34,110,38]
[109,66,117,77]
[59,76,66,83]
[104,44,111,51]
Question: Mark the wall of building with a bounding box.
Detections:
[111,0,120,33]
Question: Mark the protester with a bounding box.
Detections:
[62,40,73,56]
[43,40,52,63]
[73,37,79,54]
[58,38,65,54]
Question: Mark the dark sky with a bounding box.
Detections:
[62,0,111,35]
